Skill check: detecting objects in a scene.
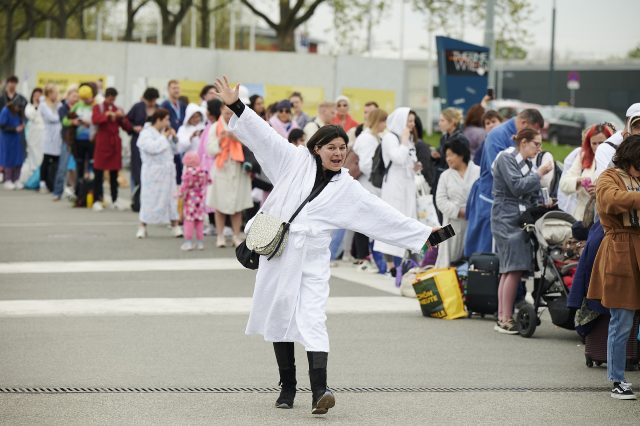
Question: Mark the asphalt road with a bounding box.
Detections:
[1,188,639,425]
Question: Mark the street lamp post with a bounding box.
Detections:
[549,0,557,105]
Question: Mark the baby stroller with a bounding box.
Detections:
[517,211,578,338]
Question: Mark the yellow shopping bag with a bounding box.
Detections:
[412,267,466,320]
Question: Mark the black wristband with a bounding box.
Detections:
[228,99,245,117]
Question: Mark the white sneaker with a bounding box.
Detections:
[63,186,75,199]
[172,225,183,238]
[136,226,147,239]
[3,181,15,190]
[14,181,24,190]
[92,201,104,211]
[203,225,214,236]
[195,241,204,251]
[39,181,48,193]
[233,235,244,248]
[113,199,129,211]
[216,236,226,248]
[180,241,193,251]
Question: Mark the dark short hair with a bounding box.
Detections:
[364,101,379,108]
[289,91,303,101]
[518,108,544,128]
[149,108,170,124]
[444,138,471,164]
[482,109,503,124]
[30,87,43,103]
[6,75,18,84]
[249,94,262,108]
[105,87,118,98]
[306,125,348,155]
[465,104,485,127]
[199,84,215,99]
[142,87,160,101]
[207,98,223,120]
[613,135,640,172]
[288,128,305,144]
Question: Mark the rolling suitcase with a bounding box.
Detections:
[465,253,499,317]
[585,313,639,370]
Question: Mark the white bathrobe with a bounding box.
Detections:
[373,107,418,258]
[137,124,179,224]
[229,107,432,352]
[434,163,480,268]
[352,128,381,196]
[177,103,206,155]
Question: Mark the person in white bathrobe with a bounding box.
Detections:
[176,103,205,155]
[434,139,480,268]
[213,77,438,416]
[136,109,182,239]
[373,107,422,264]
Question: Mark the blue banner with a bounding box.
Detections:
[436,36,489,114]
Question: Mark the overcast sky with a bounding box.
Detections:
[300,0,640,61]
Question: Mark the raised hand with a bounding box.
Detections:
[212,76,239,105]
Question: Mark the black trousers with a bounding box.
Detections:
[74,139,93,179]
[353,232,370,260]
[40,154,59,191]
[130,136,142,189]
[94,169,118,203]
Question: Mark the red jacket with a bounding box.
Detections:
[92,102,131,170]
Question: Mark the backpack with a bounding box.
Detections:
[369,133,399,188]
[536,151,562,199]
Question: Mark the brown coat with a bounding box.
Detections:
[587,168,640,309]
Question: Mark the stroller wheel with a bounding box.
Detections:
[516,303,537,338]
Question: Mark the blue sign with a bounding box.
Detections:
[436,36,489,114]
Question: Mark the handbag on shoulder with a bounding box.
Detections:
[236,179,331,270]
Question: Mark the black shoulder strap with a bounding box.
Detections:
[266,179,332,261]
[536,151,546,168]
[287,179,331,224]
[605,141,617,150]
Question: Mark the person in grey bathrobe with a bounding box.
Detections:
[491,128,553,334]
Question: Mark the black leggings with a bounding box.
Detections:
[94,169,118,203]
[40,154,59,191]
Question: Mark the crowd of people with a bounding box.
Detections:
[2,73,640,400]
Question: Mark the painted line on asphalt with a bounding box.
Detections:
[0,221,139,228]
[0,259,401,295]
[0,297,418,317]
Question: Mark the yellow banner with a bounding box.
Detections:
[178,79,208,104]
[36,72,108,94]
[341,88,396,123]
[264,85,325,116]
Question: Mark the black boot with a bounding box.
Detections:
[307,351,335,415]
[273,342,296,409]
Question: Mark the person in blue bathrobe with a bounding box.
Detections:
[464,109,545,257]
[0,102,25,189]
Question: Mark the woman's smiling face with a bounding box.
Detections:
[315,137,348,171]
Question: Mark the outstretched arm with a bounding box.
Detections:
[212,76,298,184]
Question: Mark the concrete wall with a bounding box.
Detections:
[15,38,409,113]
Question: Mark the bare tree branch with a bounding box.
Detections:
[239,0,278,30]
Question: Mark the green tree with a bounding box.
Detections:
[628,44,640,59]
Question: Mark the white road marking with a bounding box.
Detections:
[0,221,139,228]
[0,259,401,296]
[0,297,419,317]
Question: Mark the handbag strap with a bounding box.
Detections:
[286,178,332,224]
[265,177,333,261]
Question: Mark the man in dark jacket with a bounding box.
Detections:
[160,79,186,183]
[127,87,159,194]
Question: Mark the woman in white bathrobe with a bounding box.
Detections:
[213,78,436,416]
[136,109,182,239]
[373,107,421,261]
[434,139,480,268]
